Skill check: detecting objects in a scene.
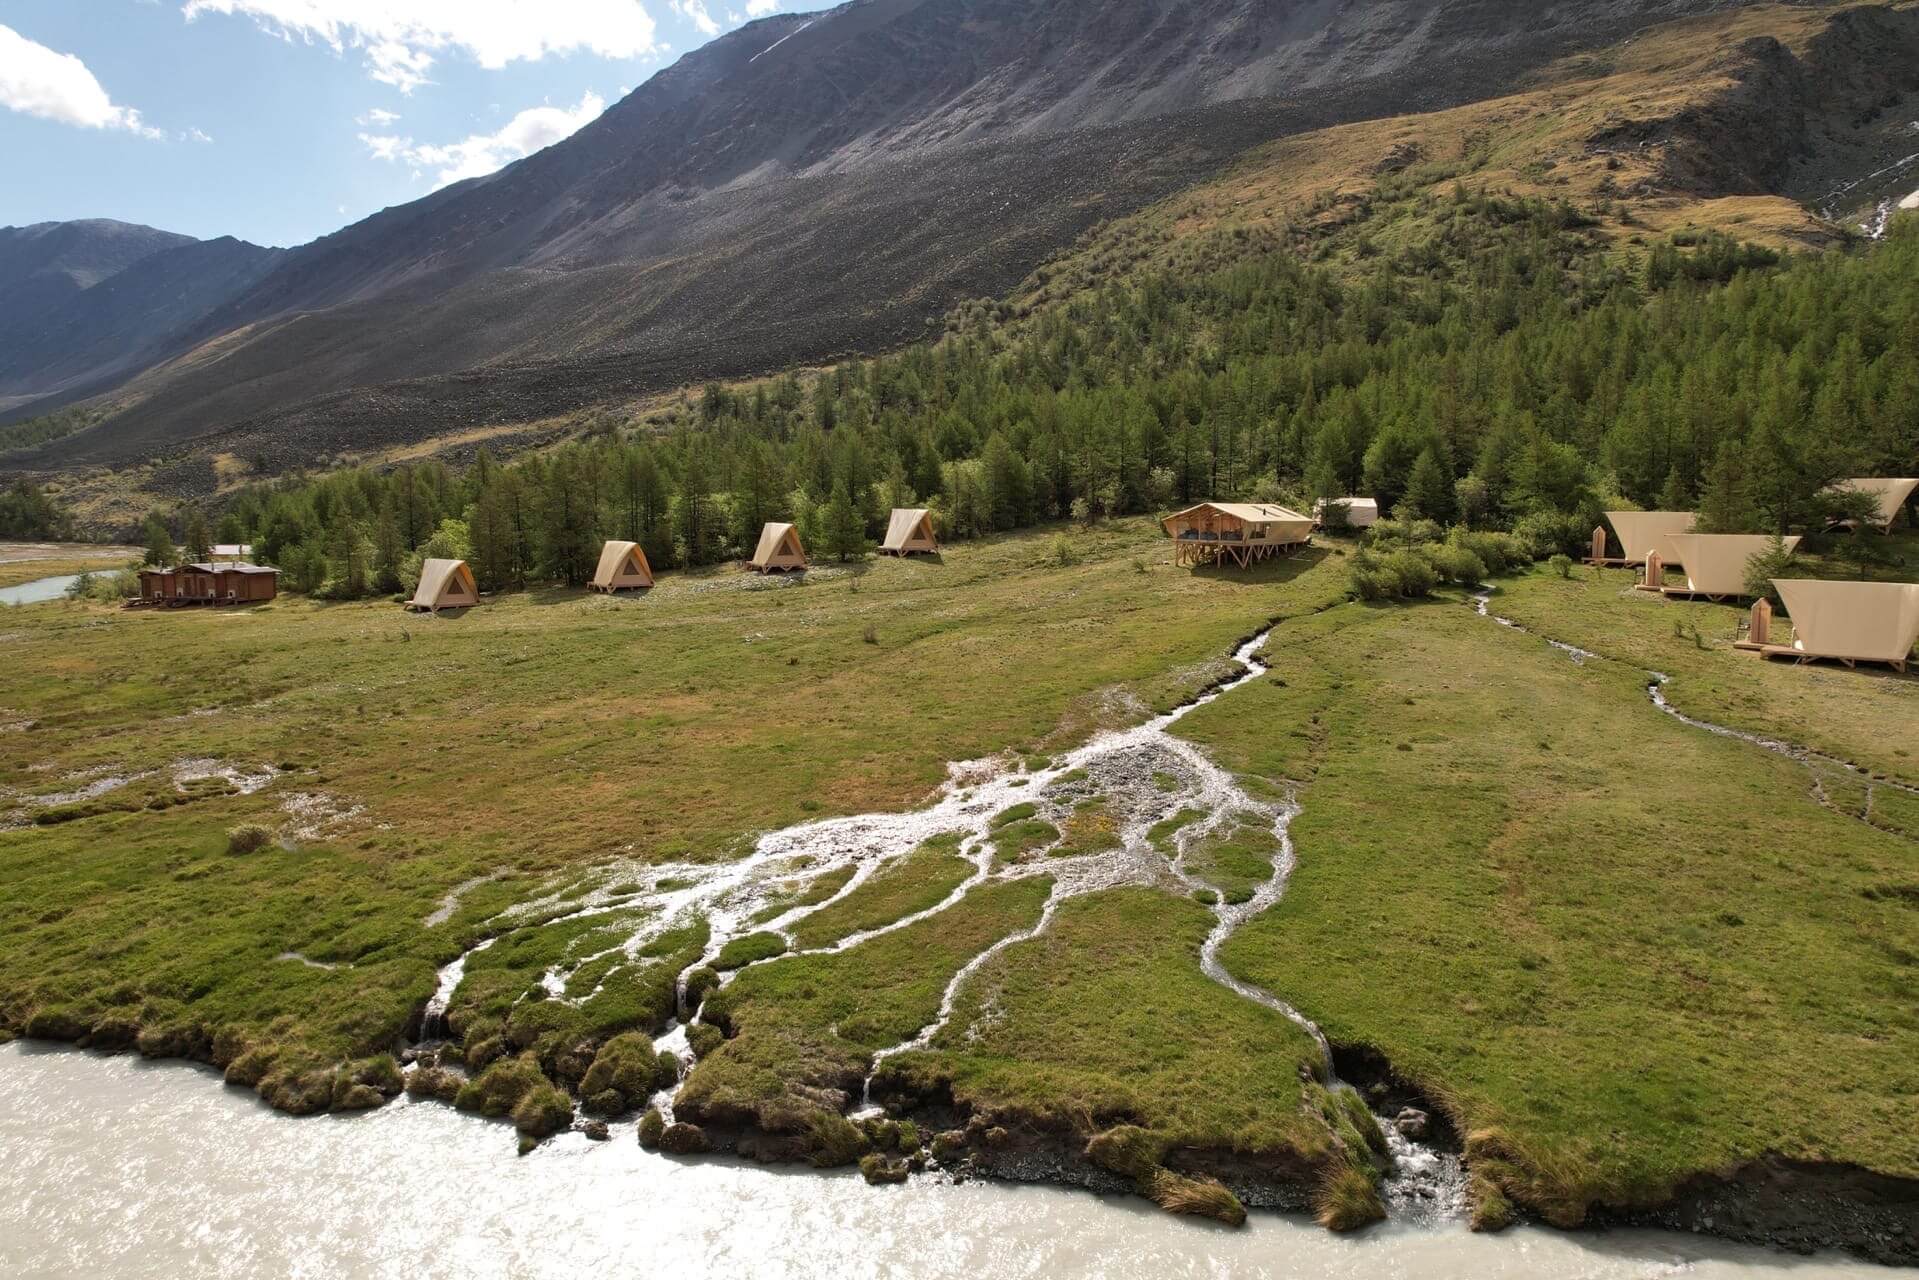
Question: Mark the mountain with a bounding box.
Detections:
[0,234,284,410]
[0,219,193,320]
[6,0,1916,490]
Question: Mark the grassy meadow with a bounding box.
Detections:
[1,519,1914,1230]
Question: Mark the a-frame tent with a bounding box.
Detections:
[407,558,480,613]
[1766,579,1919,673]
[1658,535,1799,600]
[1830,478,1919,533]
[881,508,939,556]
[748,522,808,573]
[1601,511,1695,566]
[590,540,655,592]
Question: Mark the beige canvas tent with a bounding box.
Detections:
[590,540,655,592]
[881,508,939,556]
[747,522,808,573]
[407,558,479,613]
[1313,497,1379,529]
[1659,535,1799,600]
[1162,502,1314,568]
[1830,478,1919,532]
[1602,511,1695,566]
[1767,579,1919,672]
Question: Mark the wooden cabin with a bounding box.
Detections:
[590,540,655,592]
[136,562,278,607]
[407,559,480,613]
[881,508,939,556]
[747,523,808,573]
[1161,502,1314,568]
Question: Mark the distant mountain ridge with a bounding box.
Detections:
[1,0,1900,482]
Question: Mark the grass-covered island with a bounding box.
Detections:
[2,521,1914,1263]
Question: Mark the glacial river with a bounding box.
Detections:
[0,1044,1884,1280]
[0,574,80,606]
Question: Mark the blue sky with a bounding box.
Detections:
[0,0,839,248]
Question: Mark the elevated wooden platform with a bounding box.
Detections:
[1755,644,1908,674]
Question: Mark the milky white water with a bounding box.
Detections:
[0,1044,1886,1280]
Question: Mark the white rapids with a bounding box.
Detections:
[421,619,1465,1215]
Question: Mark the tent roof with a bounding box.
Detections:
[592,540,652,586]
[1604,510,1696,561]
[1774,578,1919,664]
[1832,478,1919,528]
[1315,497,1378,514]
[883,508,935,549]
[752,522,804,564]
[1163,501,1312,526]
[1664,534,1799,595]
[412,558,475,607]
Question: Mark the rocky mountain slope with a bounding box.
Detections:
[3,0,1770,475]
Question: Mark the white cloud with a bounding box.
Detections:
[181,2,661,92]
[356,107,401,125]
[672,0,719,38]
[746,0,779,15]
[360,90,605,188]
[0,23,163,138]
[181,126,214,142]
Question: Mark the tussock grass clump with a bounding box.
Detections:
[637,1107,666,1149]
[686,1022,724,1059]
[455,1054,547,1118]
[1147,1170,1247,1227]
[578,1033,675,1113]
[511,1082,574,1138]
[407,1067,463,1103]
[225,823,273,854]
[714,932,788,970]
[683,966,721,1010]
[859,1152,910,1184]
[990,818,1058,865]
[1313,1163,1385,1231]
[1085,1124,1164,1180]
[990,802,1038,828]
[658,1121,712,1155]
[1469,1166,1518,1232]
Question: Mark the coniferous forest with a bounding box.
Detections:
[120,192,1919,596]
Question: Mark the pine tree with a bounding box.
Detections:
[1697,443,1758,534]
[822,480,867,562]
[141,512,176,567]
[1403,447,1455,524]
[183,509,212,563]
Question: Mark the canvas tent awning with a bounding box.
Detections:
[1830,478,1919,531]
[591,540,654,591]
[1161,502,1315,544]
[1603,511,1695,564]
[1773,579,1919,667]
[882,508,938,554]
[1662,535,1799,598]
[409,558,479,612]
[1313,497,1379,528]
[749,522,807,571]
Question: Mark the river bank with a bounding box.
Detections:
[0,1042,1893,1280]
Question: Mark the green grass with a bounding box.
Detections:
[677,876,1052,1147]
[1052,798,1122,859]
[714,932,788,971]
[1146,806,1205,855]
[750,863,858,925]
[1491,551,1917,783]
[990,819,1060,866]
[1179,594,1919,1224]
[1184,817,1279,903]
[0,521,1341,1082]
[786,835,973,950]
[883,887,1329,1161]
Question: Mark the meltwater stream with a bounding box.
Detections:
[412,620,1462,1214]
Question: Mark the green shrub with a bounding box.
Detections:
[1549,553,1574,579]
[1426,544,1486,585]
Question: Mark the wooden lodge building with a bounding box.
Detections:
[1161,502,1314,568]
[136,562,279,607]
